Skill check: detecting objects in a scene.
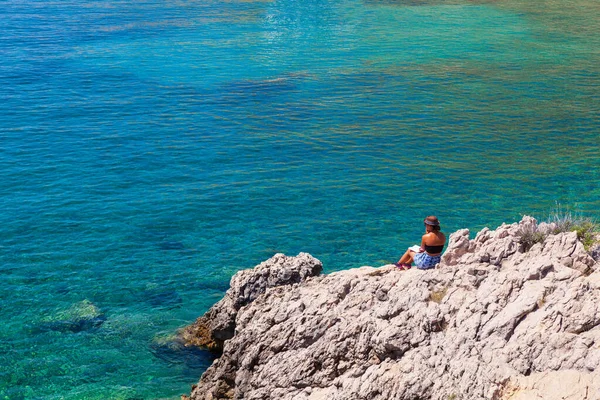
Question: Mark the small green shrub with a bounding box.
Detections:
[548,203,576,234]
[516,225,546,250]
[517,204,599,252]
[547,204,598,250]
[516,221,547,251]
[574,220,598,250]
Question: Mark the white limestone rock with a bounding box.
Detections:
[188,217,600,399]
[500,370,600,399]
[179,252,322,350]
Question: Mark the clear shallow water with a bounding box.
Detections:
[1,0,599,398]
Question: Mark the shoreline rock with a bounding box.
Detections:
[185,217,600,399]
[179,252,323,351]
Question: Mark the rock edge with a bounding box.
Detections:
[186,217,600,400]
[179,252,323,351]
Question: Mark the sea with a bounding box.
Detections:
[1,0,599,398]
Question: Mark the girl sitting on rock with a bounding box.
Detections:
[396,216,446,270]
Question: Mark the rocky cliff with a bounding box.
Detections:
[182,217,600,400]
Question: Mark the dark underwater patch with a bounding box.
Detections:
[37,315,107,333]
[362,0,479,6]
[150,335,216,370]
[143,287,183,309]
[158,240,185,250]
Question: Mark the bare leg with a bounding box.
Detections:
[397,249,415,265]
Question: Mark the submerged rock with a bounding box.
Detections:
[143,283,183,309]
[39,299,106,333]
[187,217,600,399]
[150,333,214,370]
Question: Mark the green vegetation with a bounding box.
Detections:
[574,220,598,250]
[547,204,599,250]
[516,223,546,251]
[517,204,599,251]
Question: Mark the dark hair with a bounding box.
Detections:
[424,216,441,231]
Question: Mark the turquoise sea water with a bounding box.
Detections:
[1,0,599,398]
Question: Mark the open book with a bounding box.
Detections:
[408,245,422,253]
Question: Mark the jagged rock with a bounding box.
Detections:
[180,252,323,351]
[590,243,600,262]
[188,217,600,400]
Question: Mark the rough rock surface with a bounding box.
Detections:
[500,370,600,400]
[187,217,600,399]
[180,252,323,350]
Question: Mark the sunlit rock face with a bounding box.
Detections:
[186,217,600,400]
[179,252,323,351]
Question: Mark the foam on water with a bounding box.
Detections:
[1,0,599,398]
